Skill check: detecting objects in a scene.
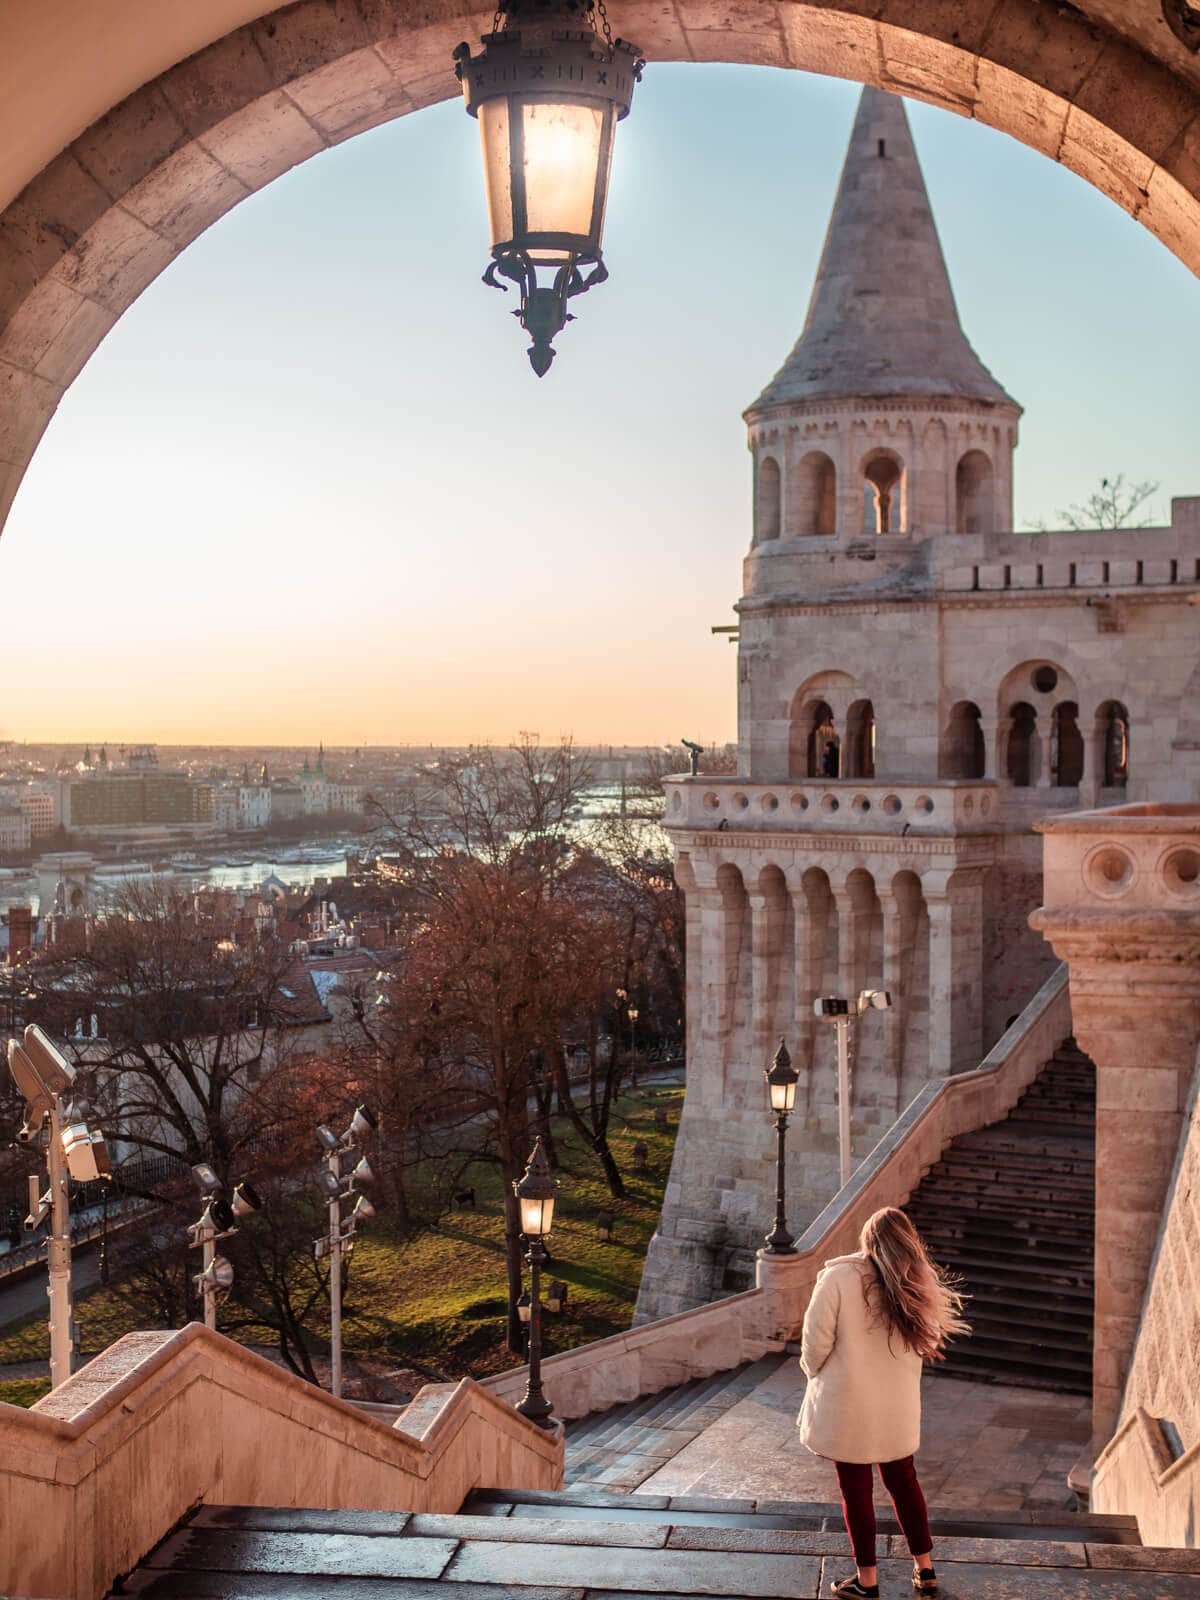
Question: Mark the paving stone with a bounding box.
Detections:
[876,1557,1200,1596]
[407,1514,669,1549]
[1087,1546,1200,1574]
[444,1539,821,1596]
[510,1502,825,1531]
[142,1529,458,1578]
[472,1486,672,1510]
[669,1526,850,1555]
[887,1534,1087,1566]
[124,1577,580,1599]
[668,1496,758,1513]
[191,1507,413,1536]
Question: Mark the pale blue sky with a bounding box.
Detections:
[3,66,1196,746]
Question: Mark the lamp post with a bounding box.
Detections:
[814,990,892,1186]
[453,0,644,375]
[7,1025,110,1388]
[188,1164,260,1331]
[513,1137,557,1428]
[763,1038,799,1255]
[313,1106,377,1398]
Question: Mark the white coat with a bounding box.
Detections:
[797,1252,923,1465]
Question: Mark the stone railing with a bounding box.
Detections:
[0,1323,561,1600]
[1091,1407,1200,1550]
[663,776,1001,835]
[484,964,1071,1420]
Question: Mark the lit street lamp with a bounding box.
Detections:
[513,1137,557,1428]
[814,990,893,1185]
[453,0,644,375]
[763,1038,799,1255]
[7,1025,110,1388]
[313,1106,377,1399]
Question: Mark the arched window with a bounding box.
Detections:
[757,456,781,542]
[941,701,986,779]
[1098,701,1130,788]
[807,702,840,779]
[844,699,876,778]
[955,450,995,533]
[1051,701,1084,787]
[1006,702,1037,787]
[862,450,904,534]
[796,450,837,536]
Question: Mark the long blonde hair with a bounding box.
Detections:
[860,1207,969,1362]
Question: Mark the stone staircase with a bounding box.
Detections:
[563,1353,787,1492]
[118,1483,1200,1596]
[904,1038,1096,1395]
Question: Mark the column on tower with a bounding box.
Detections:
[924,866,986,1076]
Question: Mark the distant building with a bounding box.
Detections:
[63,751,213,829]
[271,781,305,822]
[0,782,56,839]
[0,807,31,853]
[238,764,272,830]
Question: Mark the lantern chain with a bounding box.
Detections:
[593,0,615,53]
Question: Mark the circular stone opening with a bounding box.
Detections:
[791,793,810,813]
[1161,847,1200,896]
[732,792,749,811]
[882,795,902,816]
[1033,665,1059,694]
[703,792,720,811]
[1085,844,1135,897]
[852,794,871,814]
[761,793,779,813]
[821,794,840,814]
[914,795,934,815]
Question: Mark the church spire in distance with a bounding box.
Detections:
[748,87,1016,414]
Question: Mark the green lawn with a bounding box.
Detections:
[0,1085,683,1397]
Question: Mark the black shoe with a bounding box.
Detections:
[831,1580,879,1598]
[912,1567,938,1594]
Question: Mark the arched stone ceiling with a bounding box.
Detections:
[0,0,1197,537]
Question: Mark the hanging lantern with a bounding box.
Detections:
[454,0,644,376]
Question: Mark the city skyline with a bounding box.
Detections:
[2,66,1196,747]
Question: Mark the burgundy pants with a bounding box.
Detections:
[834,1456,932,1567]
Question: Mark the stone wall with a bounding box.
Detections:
[1092,1046,1200,1547]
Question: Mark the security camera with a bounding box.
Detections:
[62,1119,108,1183]
[813,996,851,1018]
[16,1112,47,1145]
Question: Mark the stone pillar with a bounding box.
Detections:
[924,867,985,1076]
[1036,724,1054,789]
[1031,805,1200,1459]
[880,888,908,1117]
[748,880,789,1069]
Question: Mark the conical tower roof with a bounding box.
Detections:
[748,88,1017,414]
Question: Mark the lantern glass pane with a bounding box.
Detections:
[478,99,515,249]
[521,100,604,252]
[770,1078,797,1113]
[519,1195,544,1236]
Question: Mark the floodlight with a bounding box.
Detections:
[352,1195,375,1222]
[191,1162,222,1194]
[209,1198,236,1234]
[231,1181,262,1218]
[62,1119,106,1183]
[21,1025,75,1095]
[8,1042,53,1127]
[316,1124,339,1153]
[347,1105,377,1141]
[194,1255,235,1294]
[351,1156,374,1186]
[318,1168,343,1199]
[860,989,892,1011]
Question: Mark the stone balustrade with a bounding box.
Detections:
[0,1323,562,1600]
[664,776,1001,835]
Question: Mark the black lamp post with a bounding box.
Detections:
[763,1037,799,1255]
[453,0,643,375]
[513,1137,557,1427]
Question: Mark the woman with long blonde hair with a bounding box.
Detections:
[798,1206,969,1598]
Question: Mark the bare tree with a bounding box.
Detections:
[1030,474,1161,532]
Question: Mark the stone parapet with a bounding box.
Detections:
[0,1323,561,1600]
[664,776,1003,837]
[1031,803,1200,1468]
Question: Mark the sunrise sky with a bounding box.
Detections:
[2,65,1196,748]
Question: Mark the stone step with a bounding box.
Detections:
[909,1191,1095,1227]
[962,1313,1092,1358]
[926,1164,1095,1200]
[918,1227,1095,1271]
[964,1285,1095,1327]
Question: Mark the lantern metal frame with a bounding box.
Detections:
[512,1138,558,1427]
[763,1038,799,1256]
[454,0,644,375]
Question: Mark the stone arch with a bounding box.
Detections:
[755,863,793,1054]
[940,699,986,779]
[997,657,1080,786]
[787,670,859,779]
[0,2,1198,536]
[1005,701,1038,786]
[716,861,751,1072]
[1095,699,1131,792]
[756,455,782,542]
[795,449,837,536]
[844,698,876,779]
[861,448,905,534]
[1051,699,1084,787]
[955,448,995,533]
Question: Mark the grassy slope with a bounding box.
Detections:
[0,1085,683,1404]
